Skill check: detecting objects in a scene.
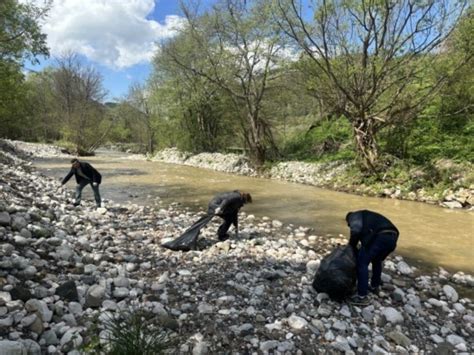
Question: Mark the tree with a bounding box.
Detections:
[51,53,107,154]
[161,0,290,165]
[0,0,49,63]
[23,69,61,142]
[275,0,468,172]
[0,0,50,139]
[153,33,234,153]
[126,83,159,154]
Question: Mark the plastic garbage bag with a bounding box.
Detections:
[312,245,357,301]
[161,214,214,251]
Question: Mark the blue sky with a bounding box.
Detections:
[27,0,192,101]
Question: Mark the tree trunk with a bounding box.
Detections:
[352,117,379,172]
[247,112,266,166]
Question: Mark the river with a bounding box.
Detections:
[34,151,474,275]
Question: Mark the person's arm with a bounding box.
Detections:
[61,169,74,185]
[347,212,363,249]
[232,212,239,237]
[208,196,224,215]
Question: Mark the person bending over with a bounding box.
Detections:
[346,209,399,305]
[208,190,252,241]
[61,158,102,208]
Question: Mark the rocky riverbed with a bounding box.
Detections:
[0,140,473,354]
[153,148,474,210]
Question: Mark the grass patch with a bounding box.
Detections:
[82,307,174,355]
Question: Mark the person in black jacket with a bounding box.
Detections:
[61,158,102,208]
[162,190,252,251]
[346,209,399,305]
[208,190,252,241]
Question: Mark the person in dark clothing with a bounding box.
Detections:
[346,210,399,305]
[61,158,102,208]
[162,190,252,251]
[208,190,252,241]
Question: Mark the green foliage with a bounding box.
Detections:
[0,0,49,63]
[404,116,474,164]
[0,61,29,138]
[83,308,173,355]
[280,117,355,162]
[0,0,50,139]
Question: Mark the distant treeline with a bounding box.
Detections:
[1,0,472,173]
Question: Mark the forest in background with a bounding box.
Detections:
[1,0,472,189]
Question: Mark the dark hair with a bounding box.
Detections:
[242,192,252,203]
[70,158,79,164]
[345,212,353,223]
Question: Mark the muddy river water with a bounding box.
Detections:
[35,151,474,274]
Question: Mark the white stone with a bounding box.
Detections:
[442,201,463,209]
[446,334,464,346]
[13,236,28,246]
[381,307,404,324]
[198,303,213,314]
[442,285,459,302]
[113,287,129,299]
[287,314,308,330]
[85,285,105,308]
[396,261,413,275]
[306,260,320,274]
[0,292,12,303]
[453,303,465,314]
[192,341,208,355]
[113,277,129,288]
[25,299,53,322]
[430,334,443,343]
[20,314,37,327]
[272,220,283,228]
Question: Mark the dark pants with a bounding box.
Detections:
[357,233,398,296]
[217,212,238,240]
[75,181,101,207]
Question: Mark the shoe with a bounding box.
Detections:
[218,233,230,241]
[73,202,80,207]
[349,295,370,306]
[369,285,380,295]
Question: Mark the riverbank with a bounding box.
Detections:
[153,148,474,210]
[1,142,473,353]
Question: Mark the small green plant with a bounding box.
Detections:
[83,307,173,355]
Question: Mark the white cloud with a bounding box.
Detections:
[38,0,185,68]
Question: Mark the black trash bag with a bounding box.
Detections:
[161,214,214,251]
[312,245,357,301]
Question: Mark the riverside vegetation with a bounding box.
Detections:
[1,135,473,354]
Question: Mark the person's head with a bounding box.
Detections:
[71,158,80,169]
[241,192,252,204]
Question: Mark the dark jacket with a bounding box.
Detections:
[347,210,398,249]
[61,162,102,185]
[208,191,245,216]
